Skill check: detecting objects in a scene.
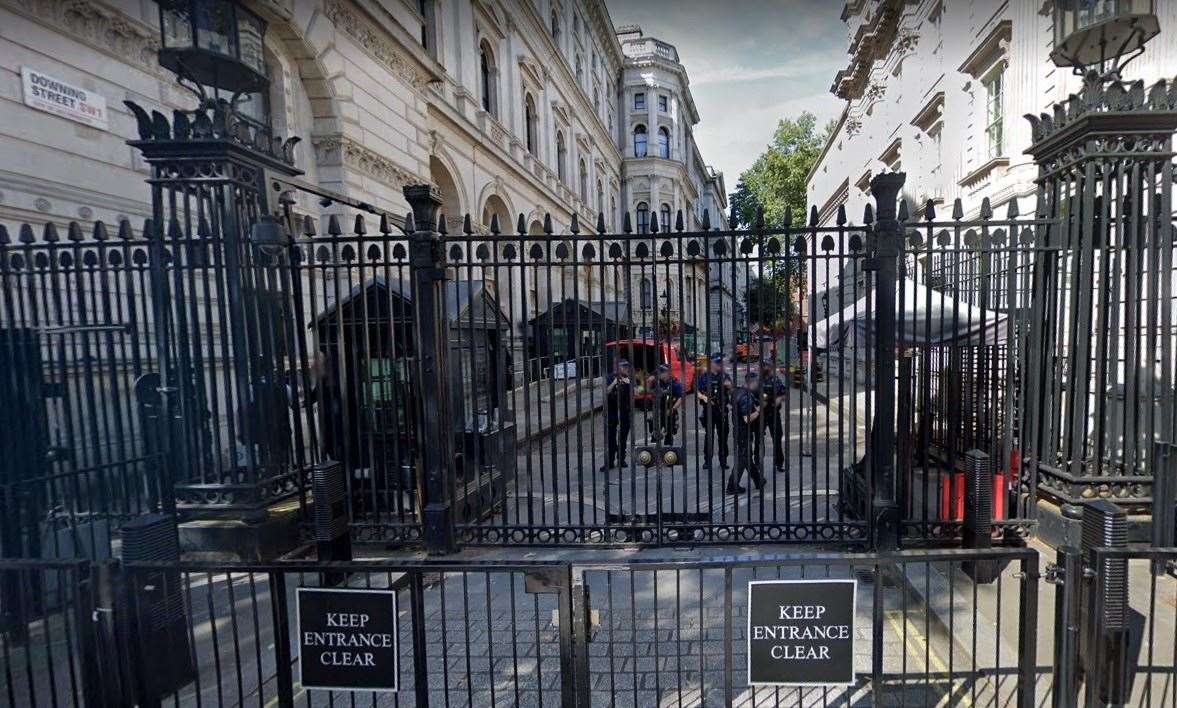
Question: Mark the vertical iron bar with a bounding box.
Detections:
[267,571,294,708]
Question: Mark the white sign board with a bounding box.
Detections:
[21,67,108,130]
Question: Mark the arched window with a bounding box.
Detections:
[556,131,567,182]
[524,93,537,154]
[658,127,670,158]
[575,55,583,86]
[636,202,649,234]
[610,196,616,229]
[596,180,604,216]
[550,10,560,41]
[633,125,647,157]
[640,278,653,309]
[660,204,672,232]
[593,87,599,112]
[578,159,588,202]
[479,41,497,117]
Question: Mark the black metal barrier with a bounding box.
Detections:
[1,547,1043,707]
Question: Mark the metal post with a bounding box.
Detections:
[1051,546,1082,708]
[1081,501,1129,705]
[403,184,457,554]
[410,571,430,708]
[570,578,592,708]
[1151,442,1177,560]
[869,172,905,551]
[268,571,295,708]
[964,449,997,583]
[1017,552,1040,708]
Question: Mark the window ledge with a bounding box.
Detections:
[958,156,1009,188]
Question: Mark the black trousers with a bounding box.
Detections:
[655,406,679,445]
[701,406,729,467]
[605,411,631,466]
[764,405,784,469]
[729,424,765,490]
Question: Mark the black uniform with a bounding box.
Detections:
[651,376,684,445]
[728,387,766,493]
[761,371,788,471]
[604,372,633,468]
[696,371,731,469]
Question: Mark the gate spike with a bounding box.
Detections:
[675,209,684,232]
[67,222,85,241]
[167,218,184,240]
[437,212,448,234]
[143,219,157,241]
[379,214,392,235]
[1006,198,1019,219]
[197,215,211,238]
[327,214,342,236]
[836,204,847,226]
[118,219,135,240]
[702,208,711,230]
[897,199,910,222]
[754,205,765,230]
[979,197,993,220]
[623,211,633,233]
[543,213,553,234]
[650,213,659,233]
[490,213,501,235]
[0,225,8,245]
[728,211,738,230]
[570,212,579,235]
[514,213,525,235]
[302,215,317,237]
[466,214,476,235]
[863,204,874,225]
[952,198,964,220]
[403,210,416,234]
[925,200,936,221]
[808,205,819,226]
[783,207,793,227]
[596,212,606,233]
[353,214,367,235]
[42,222,60,243]
[19,224,36,244]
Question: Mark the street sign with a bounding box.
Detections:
[297,587,399,692]
[21,68,108,130]
[747,579,856,686]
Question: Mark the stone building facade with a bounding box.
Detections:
[0,0,725,338]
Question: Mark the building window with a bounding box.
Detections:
[610,195,616,229]
[593,87,599,112]
[579,159,588,202]
[550,10,560,42]
[633,125,647,157]
[596,180,604,215]
[657,127,670,158]
[660,203,671,232]
[636,202,649,234]
[479,41,497,117]
[634,92,645,110]
[576,55,583,85]
[983,67,1004,159]
[556,131,567,181]
[525,93,538,154]
[641,277,653,309]
[658,94,668,112]
[418,0,436,58]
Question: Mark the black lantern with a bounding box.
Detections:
[1051,0,1159,69]
[155,0,268,95]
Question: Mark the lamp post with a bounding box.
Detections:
[1050,0,1159,82]
[156,0,269,102]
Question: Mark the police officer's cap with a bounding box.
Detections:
[759,358,773,368]
[745,371,760,383]
[618,359,630,368]
[656,363,670,373]
[709,352,724,363]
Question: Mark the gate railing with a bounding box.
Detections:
[0,547,1040,707]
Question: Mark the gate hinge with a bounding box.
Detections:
[1044,563,1064,585]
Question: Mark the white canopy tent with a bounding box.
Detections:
[814,280,1008,352]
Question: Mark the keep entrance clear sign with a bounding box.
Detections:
[747,579,857,686]
[297,587,398,692]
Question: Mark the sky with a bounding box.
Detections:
[604,0,846,192]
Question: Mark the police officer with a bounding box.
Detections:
[648,363,684,445]
[760,359,788,473]
[695,353,732,471]
[602,359,633,471]
[728,371,766,495]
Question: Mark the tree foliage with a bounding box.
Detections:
[729,113,832,229]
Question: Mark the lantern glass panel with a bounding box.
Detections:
[196,0,237,57]
[161,3,193,49]
[237,10,266,76]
